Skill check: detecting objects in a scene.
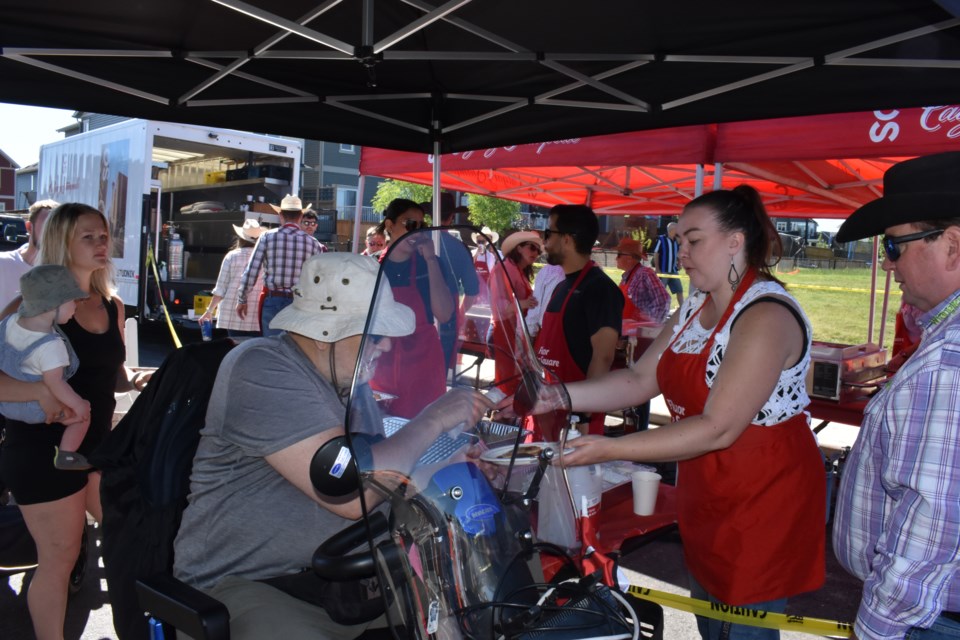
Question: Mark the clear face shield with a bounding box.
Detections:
[311,226,638,639]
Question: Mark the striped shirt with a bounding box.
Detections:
[237,224,324,304]
[833,289,960,640]
[653,234,679,275]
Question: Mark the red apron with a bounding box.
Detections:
[371,255,446,419]
[655,270,825,605]
[534,262,606,435]
[491,261,533,393]
[619,265,644,322]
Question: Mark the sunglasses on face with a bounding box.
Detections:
[369,334,386,345]
[882,228,944,261]
[301,220,317,227]
[544,228,563,240]
[402,219,423,232]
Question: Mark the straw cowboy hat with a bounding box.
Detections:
[837,152,960,242]
[500,231,543,256]
[270,253,415,342]
[471,226,500,245]
[232,219,264,242]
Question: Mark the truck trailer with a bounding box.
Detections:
[37,119,302,321]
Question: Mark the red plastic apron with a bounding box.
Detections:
[655,270,825,605]
[619,265,643,321]
[534,262,606,435]
[371,255,446,419]
[491,261,533,393]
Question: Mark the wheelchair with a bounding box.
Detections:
[128,228,662,639]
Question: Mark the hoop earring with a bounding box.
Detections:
[727,260,742,291]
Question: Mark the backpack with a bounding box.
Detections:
[90,339,236,640]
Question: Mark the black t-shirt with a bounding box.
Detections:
[544,265,624,374]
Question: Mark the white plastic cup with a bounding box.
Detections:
[632,470,661,516]
[187,308,196,319]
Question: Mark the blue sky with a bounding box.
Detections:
[0,102,76,167]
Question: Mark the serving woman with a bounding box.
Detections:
[489,231,542,392]
[200,218,264,337]
[370,199,453,418]
[532,185,825,640]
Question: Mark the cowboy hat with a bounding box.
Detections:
[280,194,304,212]
[837,152,960,242]
[232,219,263,242]
[500,231,543,256]
[471,226,500,245]
[270,253,415,342]
[615,238,644,259]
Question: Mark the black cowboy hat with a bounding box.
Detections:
[836,151,960,243]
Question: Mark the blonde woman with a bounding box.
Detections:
[0,203,145,639]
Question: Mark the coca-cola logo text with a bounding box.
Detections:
[869,106,960,144]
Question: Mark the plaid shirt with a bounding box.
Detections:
[621,263,670,323]
[237,224,324,304]
[834,289,960,640]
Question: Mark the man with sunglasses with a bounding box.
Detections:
[536,204,623,435]
[833,152,960,640]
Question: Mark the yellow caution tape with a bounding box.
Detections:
[147,244,182,349]
[625,584,854,638]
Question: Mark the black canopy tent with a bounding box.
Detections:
[2,1,960,154]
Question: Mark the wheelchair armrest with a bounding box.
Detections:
[136,573,231,640]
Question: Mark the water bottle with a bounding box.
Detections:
[168,232,184,281]
[565,419,603,524]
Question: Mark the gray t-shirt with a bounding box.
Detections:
[173,334,351,589]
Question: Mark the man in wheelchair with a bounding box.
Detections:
[171,253,493,639]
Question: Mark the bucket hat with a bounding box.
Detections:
[270,253,415,342]
[19,265,88,318]
[232,219,263,242]
[837,152,960,242]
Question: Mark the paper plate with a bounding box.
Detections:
[480,442,555,465]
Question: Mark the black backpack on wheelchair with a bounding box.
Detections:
[90,338,237,640]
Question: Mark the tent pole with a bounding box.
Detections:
[712,163,723,191]
[352,174,365,253]
[695,164,704,197]
[433,139,442,220]
[877,268,893,350]
[867,237,879,344]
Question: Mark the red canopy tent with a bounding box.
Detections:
[359,106,960,219]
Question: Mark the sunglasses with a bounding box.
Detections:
[882,228,944,261]
[369,334,386,345]
[544,228,564,240]
[301,220,317,227]
[402,219,423,232]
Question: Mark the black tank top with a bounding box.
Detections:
[59,296,125,455]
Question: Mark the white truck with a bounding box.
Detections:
[37,119,302,321]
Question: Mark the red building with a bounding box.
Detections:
[0,149,19,211]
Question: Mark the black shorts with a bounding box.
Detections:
[0,420,87,505]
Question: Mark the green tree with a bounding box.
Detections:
[370,180,434,218]
[465,193,521,233]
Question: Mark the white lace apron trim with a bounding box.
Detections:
[667,281,811,426]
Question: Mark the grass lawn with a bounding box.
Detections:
[601,264,900,348]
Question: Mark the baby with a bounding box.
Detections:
[0,265,92,470]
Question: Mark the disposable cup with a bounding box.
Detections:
[632,470,661,516]
[187,308,196,319]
